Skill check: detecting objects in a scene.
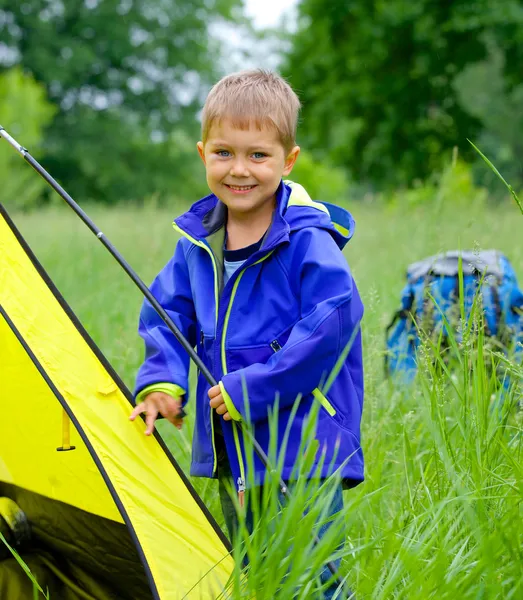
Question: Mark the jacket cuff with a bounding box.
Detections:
[135,383,186,405]
[219,381,242,422]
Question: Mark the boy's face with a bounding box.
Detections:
[197,119,299,220]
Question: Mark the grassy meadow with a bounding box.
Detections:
[5,185,523,598]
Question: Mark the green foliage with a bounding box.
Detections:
[290,149,351,203]
[221,410,351,599]
[0,0,242,204]
[457,42,523,196]
[284,0,523,190]
[386,153,488,211]
[0,68,55,209]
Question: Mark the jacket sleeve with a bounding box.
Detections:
[220,228,363,423]
[134,239,196,400]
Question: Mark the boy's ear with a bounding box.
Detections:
[197,141,206,165]
[282,146,300,176]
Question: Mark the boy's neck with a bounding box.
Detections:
[225,198,276,251]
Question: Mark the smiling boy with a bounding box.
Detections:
[130,69,364,597]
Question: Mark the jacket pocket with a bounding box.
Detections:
[311,388,337,417]
[270,339,337,417]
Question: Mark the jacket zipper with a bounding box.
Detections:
[196,329,204,379]
[173,223,219,474]
[270,339,337,417]
[222,253,274,503]
[270,340,282,352]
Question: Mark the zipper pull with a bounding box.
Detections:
[197,330,205,378]
[270,340,282,352]
[237,477,245,508]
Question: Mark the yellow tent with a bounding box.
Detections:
[0,204,233,599]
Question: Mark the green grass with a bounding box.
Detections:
[5,194,523,598]
[0,531,50,599]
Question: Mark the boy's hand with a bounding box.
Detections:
[208,385,232,421]
[129,392,184,435]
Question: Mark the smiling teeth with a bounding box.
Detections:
[228,185,255,190]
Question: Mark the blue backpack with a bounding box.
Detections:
[385,250,523,380]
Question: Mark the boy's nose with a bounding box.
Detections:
[229,158,250,177]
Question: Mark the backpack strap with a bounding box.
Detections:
[384,289,415,376]
[488,283,503,338]
[386,284,415,333]
[385,307,411,334]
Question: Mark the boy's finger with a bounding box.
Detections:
[222,412,231,421]
[160,398,184,424]
[164,397,182,419]
[129,402,145,421]
[156,395,168,417]
[165,412,184,426]
[215,403,228,415]
[208,385,221,399]
[145,408,159,435]
[209,395,223,408]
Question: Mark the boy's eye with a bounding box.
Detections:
[216,150,231,157]
[252,152,267,159]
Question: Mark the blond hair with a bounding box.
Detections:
[201,69,301,151]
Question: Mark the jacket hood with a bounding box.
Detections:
[282,180,355,250]
[174,180,355,251]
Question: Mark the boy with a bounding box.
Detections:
[130,69,364,596]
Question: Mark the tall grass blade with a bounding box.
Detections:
[0,531,50,599]
[468,140,523,216]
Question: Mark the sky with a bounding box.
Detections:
[215,0,299,74]
[244,0,298,29]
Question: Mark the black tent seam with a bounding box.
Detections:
[0,304,160,600]
[0,203,231,551]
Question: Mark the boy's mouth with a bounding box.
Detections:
[225,184,257,193]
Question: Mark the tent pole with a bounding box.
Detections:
[0,126,351,594]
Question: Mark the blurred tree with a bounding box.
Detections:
[0,67,55,209]
[454,40,523,195]
[0,0,241,203]
[284,0,523,190]
[290,150,350,203]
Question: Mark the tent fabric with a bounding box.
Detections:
[0,204,233,599]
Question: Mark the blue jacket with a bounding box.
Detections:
[134,181,364,490]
